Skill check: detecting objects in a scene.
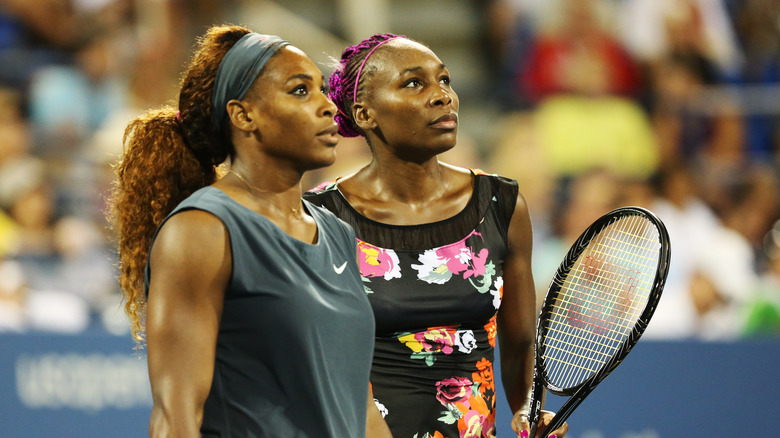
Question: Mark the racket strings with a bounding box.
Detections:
[551,257,649,335]
[545,215,654,383]
[545,215,657,385]
[543,214,661,389]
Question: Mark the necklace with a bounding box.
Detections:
[228,170,300,216]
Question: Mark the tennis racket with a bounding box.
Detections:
[527,206,670,437]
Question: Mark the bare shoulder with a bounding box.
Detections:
[507,189,532,253]
[150,209,229,270]
[324,169,362,197]
[440,162,475,194]
[512,189,530,217]
[440,162,472,179]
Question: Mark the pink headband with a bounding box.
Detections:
[353,37,400,103]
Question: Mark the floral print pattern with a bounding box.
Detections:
[489,277,503,311]
[305,173,518,438]
[434,367,496,438]
[373,228,504,436]
[398,327,456,366]
[485,316,498,348]
[357,240,401,294]
[358,241,402,280]
[411,231,497,294]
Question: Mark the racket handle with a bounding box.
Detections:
[528,416,538,437]
[539,384,589,437]
[527,379,544,437]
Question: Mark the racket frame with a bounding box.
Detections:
[527,206,670,437]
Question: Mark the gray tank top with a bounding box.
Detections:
[145,186,374,437]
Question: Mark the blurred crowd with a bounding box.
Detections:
[0,0,778,340]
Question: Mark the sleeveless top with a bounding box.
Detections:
[145,186,375,438]
[305,172,519,438]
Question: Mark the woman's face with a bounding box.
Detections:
[357,39,459,159]
[244,46,339,171]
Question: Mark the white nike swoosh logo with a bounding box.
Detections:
[333,261,348,274]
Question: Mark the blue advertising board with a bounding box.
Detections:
[0,333,150,438]
[494,340,780,437]
[2,334,778,437]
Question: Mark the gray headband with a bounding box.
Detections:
[211,32,290,130]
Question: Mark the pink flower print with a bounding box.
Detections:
[309,178,340,191]
[435,376,472,406]
[462,248,488,279]
[417,328,457,355]
[459,410,494,438]
[357,240,401,280]
[399,327,457,365]
[413,231,486,285]
[460,411,486,438]
[438,245,470,276]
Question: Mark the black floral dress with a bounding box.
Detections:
[305,171,519,438]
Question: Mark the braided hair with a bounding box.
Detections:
[328,33,405,138]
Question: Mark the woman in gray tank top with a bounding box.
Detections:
[107,24,391,438]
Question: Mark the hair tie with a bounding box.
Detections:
[175,110,182,122]
[353,37,400,103]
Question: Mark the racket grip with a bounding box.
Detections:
[527,379,544,437]
[528,421,538,438]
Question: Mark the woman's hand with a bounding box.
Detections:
[511,409,569,438]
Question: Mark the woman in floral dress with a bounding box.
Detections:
[305,34,568,438]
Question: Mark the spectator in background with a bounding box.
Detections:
[0,87,28,257]
[488,0,660,183]
[530,168,622,304]
[732,0,780,162]
[743,219,780,337]
[515,0,642,104]
[482,0,549,108]
[647,48,754,227]
[617,0,743,81]
[531,91,660,181]
[0,74,116,334]
[0,0,136,110]
[649,51,725,167]
[0,0,83,91]
[0,257,26,332]
[0,156,94,333]
[643,164,760,340]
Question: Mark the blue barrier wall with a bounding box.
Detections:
[2,334,778,437]
[494,340,780,437]
[1,333,150,438]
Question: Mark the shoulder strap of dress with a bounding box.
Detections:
[471,170,519,230]
[308,177,343,193]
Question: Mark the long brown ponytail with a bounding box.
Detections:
[107,25,252,345]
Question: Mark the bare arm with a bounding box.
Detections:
[365,387,392,438]
[500,194,569,437]
[497,192,537,414]
[146,210,231,437]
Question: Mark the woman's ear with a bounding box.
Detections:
[352,103,376,132]
[226,99,257,132]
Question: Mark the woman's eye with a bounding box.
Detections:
[291,85,308,96]
[404,79,422,88]
[440,76,451,86]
